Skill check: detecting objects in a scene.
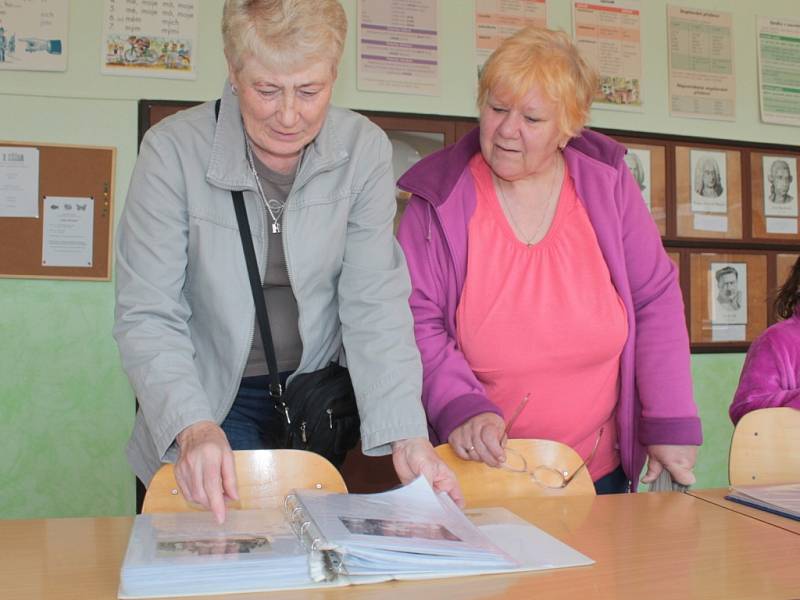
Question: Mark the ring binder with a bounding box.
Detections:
[119,477,592,598]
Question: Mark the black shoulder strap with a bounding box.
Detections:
[216,97,284,401]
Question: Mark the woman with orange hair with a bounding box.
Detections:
[397,27,702,493]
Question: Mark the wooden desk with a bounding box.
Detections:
[2,492,799,600]
[688,487,800,535]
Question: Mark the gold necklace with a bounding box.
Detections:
[496,154,562,247]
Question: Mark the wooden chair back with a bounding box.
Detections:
[728,407,800,486]
[435,439,596,506]
[142,449,347,513]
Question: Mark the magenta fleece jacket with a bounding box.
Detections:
[730,313,800,425]
[396,127,702,490]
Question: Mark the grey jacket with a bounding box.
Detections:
[114,84,427,484]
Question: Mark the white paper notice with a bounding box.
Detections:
[667,6,735,121]
[0,0,69,72]
[0,147,39,218]
[42,197,94,268]
[475,0,547,78]
[693,214,728,232]
[757,16,800,127]
[711,324,746,342]
[573,1,643,111]
[766,217,798,234]
[101,0,197,79]
[357,0,440,96]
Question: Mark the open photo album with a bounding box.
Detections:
[118,476,593,598]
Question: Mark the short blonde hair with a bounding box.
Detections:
[477,27,597,140]
[222,0,347,73]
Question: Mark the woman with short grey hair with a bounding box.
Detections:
[114,0,461,523]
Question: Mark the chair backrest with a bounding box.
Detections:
[728,407,800,486]
[435,439,596,505]
[142,449,348,513]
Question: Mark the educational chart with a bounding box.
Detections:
[474,0,547,78]
[757,16,800,127]
[667,5,735,121]
[101,0,197,79]
[573,1,642,111]
[0,0,68,72]
[357,0,440,96]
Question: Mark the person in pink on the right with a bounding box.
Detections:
[730,256,800,424]
[397,26,702,494]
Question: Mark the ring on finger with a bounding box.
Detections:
[467,445,476,452]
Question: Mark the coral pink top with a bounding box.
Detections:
[456,153,628,480]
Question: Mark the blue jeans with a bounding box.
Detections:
[593,465,629,494]
[221,374,291,450]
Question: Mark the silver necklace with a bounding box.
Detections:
[245,141,285,234]
[496,154,562,247]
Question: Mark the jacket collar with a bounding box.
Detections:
[206,80,349,192]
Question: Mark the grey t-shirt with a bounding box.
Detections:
[243,154,303,377]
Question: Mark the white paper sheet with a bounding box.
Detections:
[766,217,798,234]
[42,196,93,267]
[0,147,39,218]
[711,324,746,342]
[357,0,440,96]
[101,0,198,79]
[0,0,69,72]
[693,213,728,232]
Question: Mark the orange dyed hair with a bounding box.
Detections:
[478,26,597,140]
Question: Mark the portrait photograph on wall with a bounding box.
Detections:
[691,149,728,213]
[617,140,667,236]
[762,155,798,217]
[624,147,651,209]
[689,252,767,347]
[710,262,747,326]
[675,146,742,239]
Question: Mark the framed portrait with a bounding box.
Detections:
[611,135,667,235]
[691,150,727,213]
[620,142,667,236]
[689,252,767,347]
[709,262,747,326]
[675,146,742,240]
[751,152,800,240]
[776,253,800,290]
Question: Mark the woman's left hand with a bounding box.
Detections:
[392,437,465,508]
[641,444,698,486]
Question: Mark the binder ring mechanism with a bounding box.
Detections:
[284,493,345,581]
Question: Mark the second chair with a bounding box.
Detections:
[435,439,596,506]
[141,449,348,513]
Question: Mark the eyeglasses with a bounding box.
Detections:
[500,392,604,489]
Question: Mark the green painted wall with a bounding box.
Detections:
[1,0,797,518]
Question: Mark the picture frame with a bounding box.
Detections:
[775,252,800,290]
[618,141,667,236]
[676,146,742,240]
[689,252,767,348]
[751,152,800,240]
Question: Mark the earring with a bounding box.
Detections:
[230,83,238,96]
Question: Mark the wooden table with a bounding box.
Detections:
[688,487,800,535]
[2,492,799,600]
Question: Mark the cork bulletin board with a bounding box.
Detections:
[0,141,115,280]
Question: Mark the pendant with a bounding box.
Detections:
[272,222,281,234]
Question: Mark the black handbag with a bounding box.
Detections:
[230,187,361,467]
